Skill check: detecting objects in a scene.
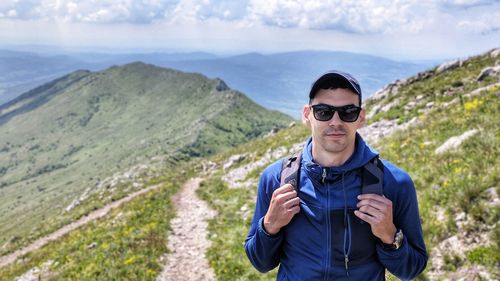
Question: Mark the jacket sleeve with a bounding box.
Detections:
[244,161,284,272]
[377,162,428,280]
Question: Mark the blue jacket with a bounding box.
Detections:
[245,135,427,280]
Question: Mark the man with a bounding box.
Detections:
[244,70,428,280]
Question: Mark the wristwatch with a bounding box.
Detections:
[383,229,404,250]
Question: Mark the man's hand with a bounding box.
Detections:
[354,194,397,244]
[263,184,300,235]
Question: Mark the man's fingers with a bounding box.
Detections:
[354,210,375,224]
[288,205,300,215]
[358,205,383,218]
[284,197,300,209]
[358,194,391,204]
[274,189,297,202]
[357,199,387,212]
[274,183,295,194]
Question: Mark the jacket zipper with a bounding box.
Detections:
[323,168,330,281]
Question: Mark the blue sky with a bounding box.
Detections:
[0,0,499,60]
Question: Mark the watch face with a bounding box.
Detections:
[394,230,404,249]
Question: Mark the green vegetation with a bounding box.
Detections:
[1,49,498,280]
[0,62,291,256]
[0,165,191,280]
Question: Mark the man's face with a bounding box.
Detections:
[302,88,365,160]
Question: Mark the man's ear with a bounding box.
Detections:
[357,108,366,128]
[302,105,312,128]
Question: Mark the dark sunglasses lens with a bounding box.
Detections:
[313,106,334,121]
[338,107,360,122]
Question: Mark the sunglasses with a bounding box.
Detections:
[310,104,361,122]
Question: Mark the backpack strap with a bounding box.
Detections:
[361,156,384,195]
[280,151,302,190]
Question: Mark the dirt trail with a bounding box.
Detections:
[0,184,161,268]
[157,177,217,281]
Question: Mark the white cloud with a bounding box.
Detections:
[440,0,496,9]
[244,0,438,34]
[0,0,498,36]
[458,12,500,34]
[0,0,180,23]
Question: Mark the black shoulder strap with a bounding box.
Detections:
[280,151,302,190]
[362,156,384,195]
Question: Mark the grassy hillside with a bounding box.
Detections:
[0,163,192,280]
[0,62,292,256]
[197,48,499,280]
[0,48,496,280]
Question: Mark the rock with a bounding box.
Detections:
[415,94,425,102]
[222,154,246,170]
[490,48,500,58]
[484,187,500,207]
[436,59,461,74]
[450,265,495,281]
[477,65,500,81]
[366,103,382,119]
[87,242,98,249]
[465,82,500,98]
[404,101,417,111]
[263,127,280,138]
[435,129,479,155]
[380,99,400,113]
[214,78,229,92]
[14,260,55,281]
[201,161,217,173]
[370,81,402,101]
[222,146,288,189]
[441,97,460,108]
[406,70,433,83]
[455,212,466,222]
[288,121,296,128]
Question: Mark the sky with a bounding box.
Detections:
[0,0,499,60]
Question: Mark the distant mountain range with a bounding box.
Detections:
[0,49,438,117]
[0,62,291,248]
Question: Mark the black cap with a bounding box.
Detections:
[309,70,362,106]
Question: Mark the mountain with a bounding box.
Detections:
[0,49,434,117]
[0,50,220,106]
[0,48,497,280]
[0,62,292,253]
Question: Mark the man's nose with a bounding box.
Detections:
[328,111,342,126]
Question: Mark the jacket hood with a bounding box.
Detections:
[303,133,379,181]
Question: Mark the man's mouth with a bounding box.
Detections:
[324,129,346,139]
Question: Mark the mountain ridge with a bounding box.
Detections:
[0,62,292,254]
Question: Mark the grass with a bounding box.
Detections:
[1,49,498,280]
[0,164,192,280]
